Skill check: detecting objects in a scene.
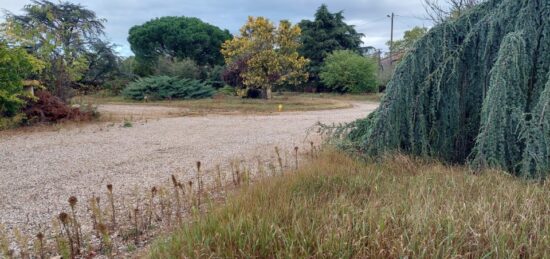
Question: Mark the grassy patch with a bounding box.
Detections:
[148,150,549,258]
[73,92,380,115]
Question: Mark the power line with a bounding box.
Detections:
[395,14,432,21]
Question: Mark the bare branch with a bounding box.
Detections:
[422,0,484,24]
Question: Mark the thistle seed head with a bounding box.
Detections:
[107,184,113,192]
[36,232,44,240]
[68,196,78,208]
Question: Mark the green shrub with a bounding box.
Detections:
[122,76,215,100]
[0,42,40,117]
[320,50,378,93]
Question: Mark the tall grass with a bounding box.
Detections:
[149,150,550,258]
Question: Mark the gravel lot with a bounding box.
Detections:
[0,101,377,233]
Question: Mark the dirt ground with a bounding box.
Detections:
[0,101,378,234]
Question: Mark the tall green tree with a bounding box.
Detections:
[3,0,106,101]
[128,16,232,76]
[299,4,364,89]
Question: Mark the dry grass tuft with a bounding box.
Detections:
[148,149,550,258]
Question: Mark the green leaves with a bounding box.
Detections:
[0,42,41,117]
[319,50,378,93]
[221,16,308,98]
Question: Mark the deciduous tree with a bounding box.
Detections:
[386,26,428,54]
[221,17,308,99]
[423,0,484,24]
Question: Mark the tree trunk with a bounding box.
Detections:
[261,87,272,99]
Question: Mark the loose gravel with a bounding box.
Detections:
[0,102,377,234]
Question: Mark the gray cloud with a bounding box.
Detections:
[1,0,431,56]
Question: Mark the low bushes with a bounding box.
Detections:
[1,90,97,130]
[122,76,215,100]
[23,90,97,123]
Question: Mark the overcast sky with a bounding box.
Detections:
[0,0,432,56]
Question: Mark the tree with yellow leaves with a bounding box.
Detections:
[222,17,308,99]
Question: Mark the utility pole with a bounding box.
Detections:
[387,12,395,65]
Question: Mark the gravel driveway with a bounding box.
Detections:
[0,101,377,233]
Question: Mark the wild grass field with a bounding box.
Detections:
[149,149,550,258]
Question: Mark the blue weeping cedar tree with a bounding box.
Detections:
[342,0,550,178]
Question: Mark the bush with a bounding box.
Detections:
[122,76,215,100]
[320,50,378,93]
[23,90,97,123]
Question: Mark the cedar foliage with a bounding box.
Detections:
[346,0,550,178]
